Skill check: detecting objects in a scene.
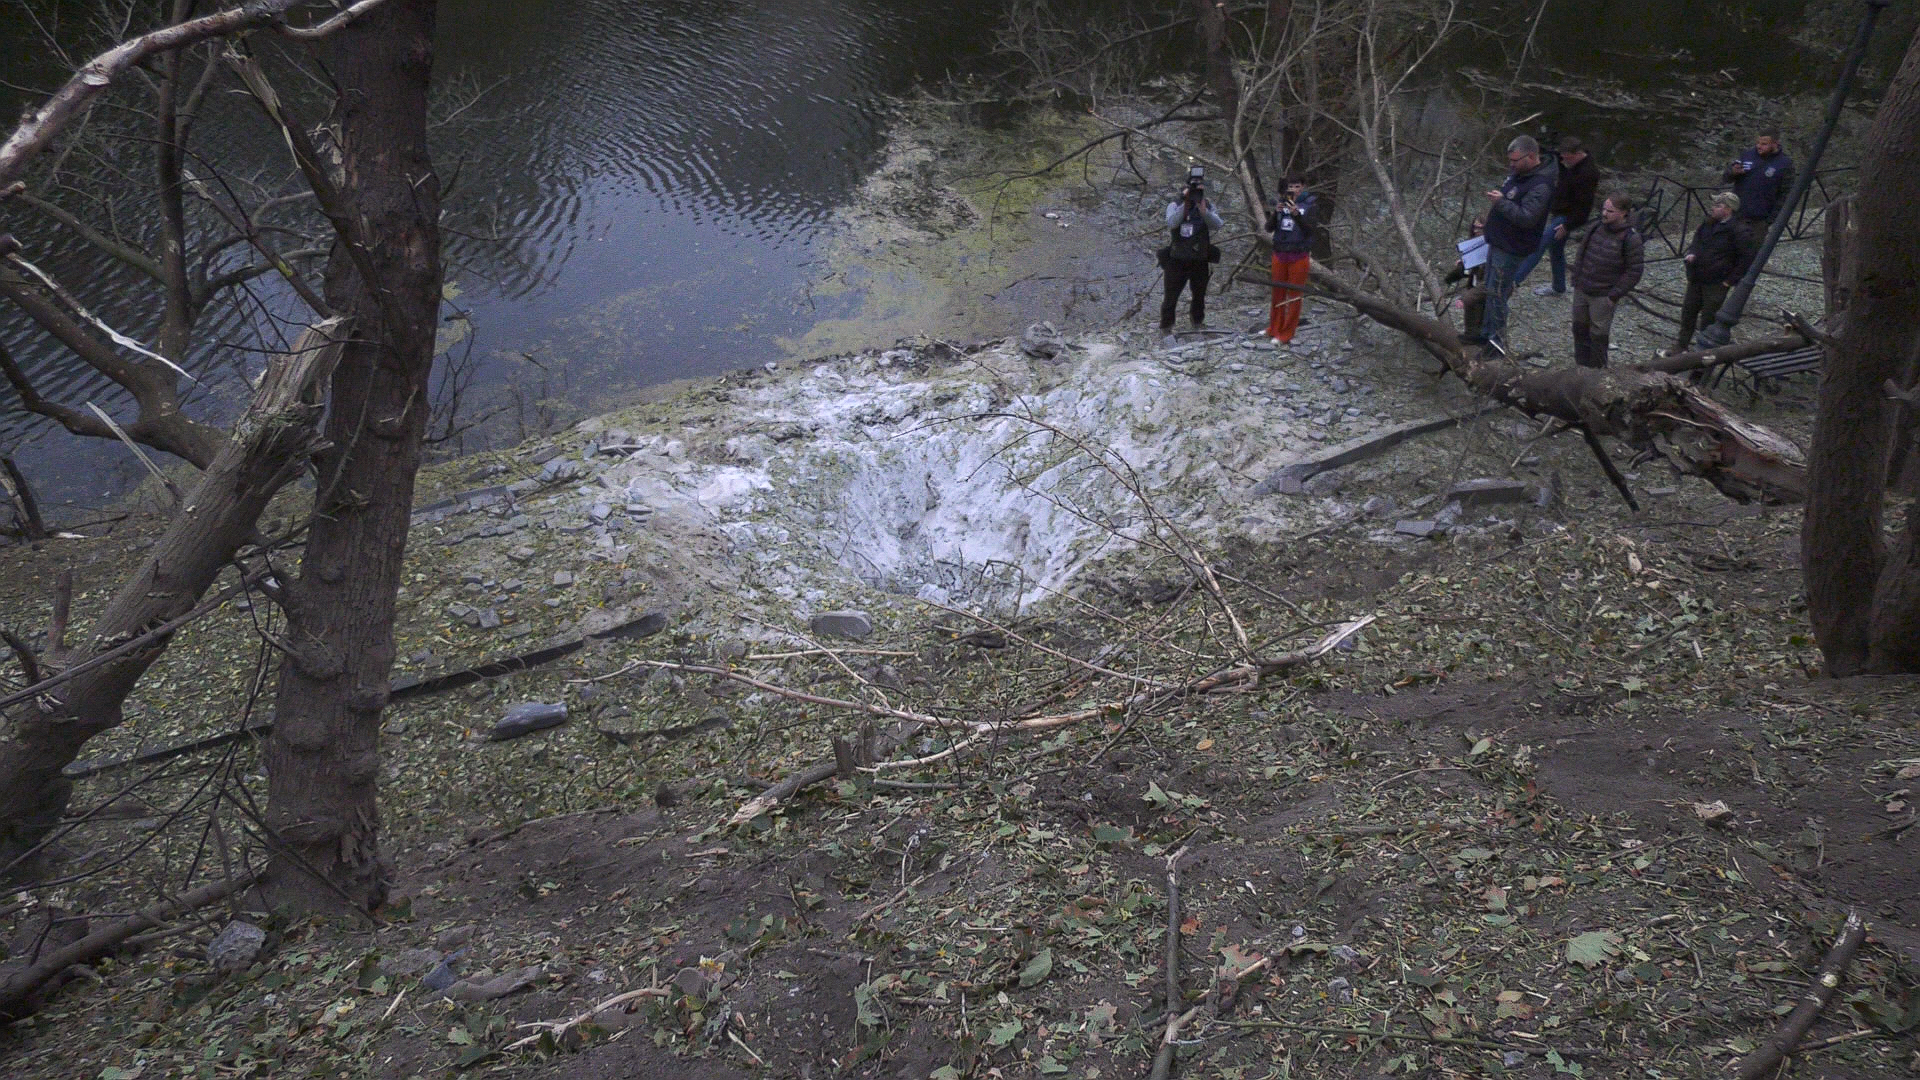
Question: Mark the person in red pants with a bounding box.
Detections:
[1267,176,1316,344]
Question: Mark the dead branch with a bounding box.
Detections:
[0,456,48,541]
[1734,910,1868,1080]
[0,0,393,189]
[711,616,1373,823]
[1307,266,1808,503]
[1147,843,1192,1080]
[0,871,259,1021]
[505,986,671,1051]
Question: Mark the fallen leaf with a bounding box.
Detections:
[1567,930,1623,969]
[1196,737,1214,751]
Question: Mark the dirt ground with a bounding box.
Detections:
[5,362,1915,1080]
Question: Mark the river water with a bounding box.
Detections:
[0,0,1908,509]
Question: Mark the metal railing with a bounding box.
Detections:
[1634,165,1856,262]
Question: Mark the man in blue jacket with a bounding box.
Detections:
[1472,136,1557,355]
[1723,132,1796,228]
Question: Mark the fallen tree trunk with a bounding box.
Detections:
[1308,267,1808,503]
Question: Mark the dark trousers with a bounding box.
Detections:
[1570,292,1618,369]
[1675,278,1730,352]
[1160,259,1211,330]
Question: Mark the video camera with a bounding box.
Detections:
[1183,165,1205,202]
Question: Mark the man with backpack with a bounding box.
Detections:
[1568,193,1645,369]
[1159,167,1224,337]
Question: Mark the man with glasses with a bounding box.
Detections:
[1472,136,1558,356]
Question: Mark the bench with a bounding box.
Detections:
[1708,340,1824,397]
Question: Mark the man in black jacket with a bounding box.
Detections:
[1669,191,1755,354]
[1474,136,1557,354]
[1520,135,1599,296]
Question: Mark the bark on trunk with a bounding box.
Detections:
[1803,27,1920,675]
[0,320,347,873]
[260,0,440,912]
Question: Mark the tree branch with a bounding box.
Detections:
[0,0,392,190]
[1,188,165,282]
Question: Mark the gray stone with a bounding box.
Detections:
[501,579,525,593]
[552,571,574,587]
[1020,321,1067,359]
[538,458,586,485]
[1361,495,1397,518]
[461,571,484,585]
[809,610,873,640]
[446,603,474,620]
[589,502,612,522]
[507,546,535,565]
[1394,520,1443,538]
[506,479,542,497]
[385,947,442,978]
[673,966,714,1001]
[625,503,652,517]
[1329,376,1351,393]
[1443,478,1533,508]
[489,702,569,741]
[207,920,267,974]
[528,445,563,466]
[501,624,534,640]
[1646,486,1679,497]
[477,608,502,630]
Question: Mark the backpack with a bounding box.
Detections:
[1169,204,1211,262]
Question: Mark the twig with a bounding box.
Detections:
[85,401,180,502]
[1579,427,1640,512]
[1734,910,1868,1080]
[1148,843,1192,1080]
[505,986,671,1050]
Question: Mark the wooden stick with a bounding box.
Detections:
[1148,844,1191,1080]
[0,456,47,540]
[1579,427,1640,512]
[504,986,670,1050]
[1734,910,1868,1080]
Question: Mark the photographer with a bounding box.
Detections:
[1158,166,1224,337]
[1265,175,1317,344]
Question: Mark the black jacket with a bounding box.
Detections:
[1484,159,1558,257]
[1685,217,1754,285]
[1550,154,1600,229]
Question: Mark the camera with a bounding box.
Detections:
[1183,165,1205,201]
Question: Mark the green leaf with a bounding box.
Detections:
[930,1068,962,1080]
[100,1069,141,1080]
[1018,948,1054,988]
[987,1019,1023,1047]
[1038,1056,1070,1075]
[1091,824,1133,846]
[1143,782,1171,809]
[1566,930,1622,969]
[447,1026,474,1046]
[1469,737,1492,757]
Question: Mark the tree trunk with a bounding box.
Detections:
[0,320,347,873]
[261,0,441,912]
[1190,0,1268,234]
[1803,26,1920,676]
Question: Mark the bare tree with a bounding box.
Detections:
[0,0,360,469]
[1802,23,1920,675]
[255,0,443,911]
[0,0,440,911]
